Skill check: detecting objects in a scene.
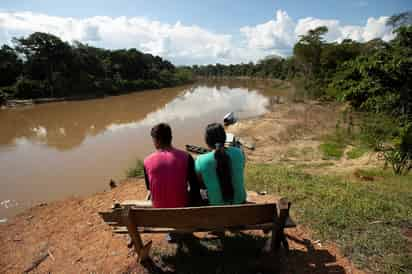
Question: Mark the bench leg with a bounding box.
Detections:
[271,225,288,251]
[269,200,291,253]
[124,208,152,263]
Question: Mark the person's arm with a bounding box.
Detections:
[196,173,209,203]
[187,154,204,206]
[143,166,151,200]
[143,166,150,190]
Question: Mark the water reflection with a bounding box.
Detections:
[107,86,268,132]
[0,86,183,150]
[0,82,271,151]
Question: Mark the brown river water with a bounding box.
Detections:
[0,79,291,219]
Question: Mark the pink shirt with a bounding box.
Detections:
[144,147,189,208]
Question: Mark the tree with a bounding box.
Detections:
[293,26,328,77]
[387,11,412,29]
[0,45,22,86]
[13,32,72,96]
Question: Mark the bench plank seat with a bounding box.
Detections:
[99,199,295,263]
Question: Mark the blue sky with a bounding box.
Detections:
[0,1,411,64]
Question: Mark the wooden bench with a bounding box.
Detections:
[99,198,295,263]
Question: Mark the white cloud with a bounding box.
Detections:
[242,10,394,56]
[240,10,296,50]
[0,11,233,65]
[294,15,393,42]
[0,10,395,65]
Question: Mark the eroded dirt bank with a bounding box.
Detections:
[0,101,369,273]
[229,100,381,174]
[0,179,362,273]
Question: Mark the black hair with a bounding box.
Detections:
[205,123,234,202]
[151,123,172,147]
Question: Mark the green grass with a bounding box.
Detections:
[347,146,369,159]
[245,164,412,273]
[319,142,345,159]
[125,159,145,178]
[294,161,335,169]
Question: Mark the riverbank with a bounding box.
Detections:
[0,179,361,273]
[228,101,412,273]
[1,100,410,273]
[1,82,195,108]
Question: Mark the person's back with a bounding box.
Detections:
[195,146,245,205]
[195,123,246,205]
[144,147,189,208]
[143,123,201,208]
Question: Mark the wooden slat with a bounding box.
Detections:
[99,209,124,225]
[129,203,277,229]
[111,219,296,234]
[112,223,273,234]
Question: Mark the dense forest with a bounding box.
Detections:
[0,32,193,103]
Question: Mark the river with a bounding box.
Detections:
[0,79,291,219]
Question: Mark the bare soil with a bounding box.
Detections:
[229,100,382,174]
[0,179,362,273]
[0,100,372,273]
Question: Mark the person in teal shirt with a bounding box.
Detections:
[195,123,246,205]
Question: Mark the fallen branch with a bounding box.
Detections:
[24,252,49,273]
[48,249,55,261]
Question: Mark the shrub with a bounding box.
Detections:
[126,159,145,178]
[15,78,47,99]
[347,146,369,159]
[359,114,399,150]
[383,124,412,175]
[320,142,345,159]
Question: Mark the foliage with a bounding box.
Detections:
[0,45,22,86]
[347,146,369,159]
[358,113,400,150]
[319,141,345,159]
[245,163,412,273]
[383,124,412,175]
[0,32,192,102]
[125,159,145,178]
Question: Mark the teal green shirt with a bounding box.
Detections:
[195,147,246,205]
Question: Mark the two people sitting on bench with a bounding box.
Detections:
[143,122,246,208]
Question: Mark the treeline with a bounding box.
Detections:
[0,32,193,103]
[191,11,412,174]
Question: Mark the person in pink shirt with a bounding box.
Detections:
[143,123,202,208]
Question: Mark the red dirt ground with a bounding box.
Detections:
[0,179,363,274]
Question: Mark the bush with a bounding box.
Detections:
[126,159,145,178]
[15,78,48,99]
[347,146,369,159]
[0,85,16,104]
[320,142,345,159]
[359,114,400,150]
[383,124,412,175]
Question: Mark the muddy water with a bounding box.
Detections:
[0,79,289,218]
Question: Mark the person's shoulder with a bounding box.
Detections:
[171,147,189,158]
[144,151,160,165]
[227,146,243,155]
[196,151,214,165]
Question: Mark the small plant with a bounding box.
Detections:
[125,159,145,178]
[347,146,369,159]
[359,114,399,151]
[383,148,411,175]
[383,125,412,175]
[320,142,345,159]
